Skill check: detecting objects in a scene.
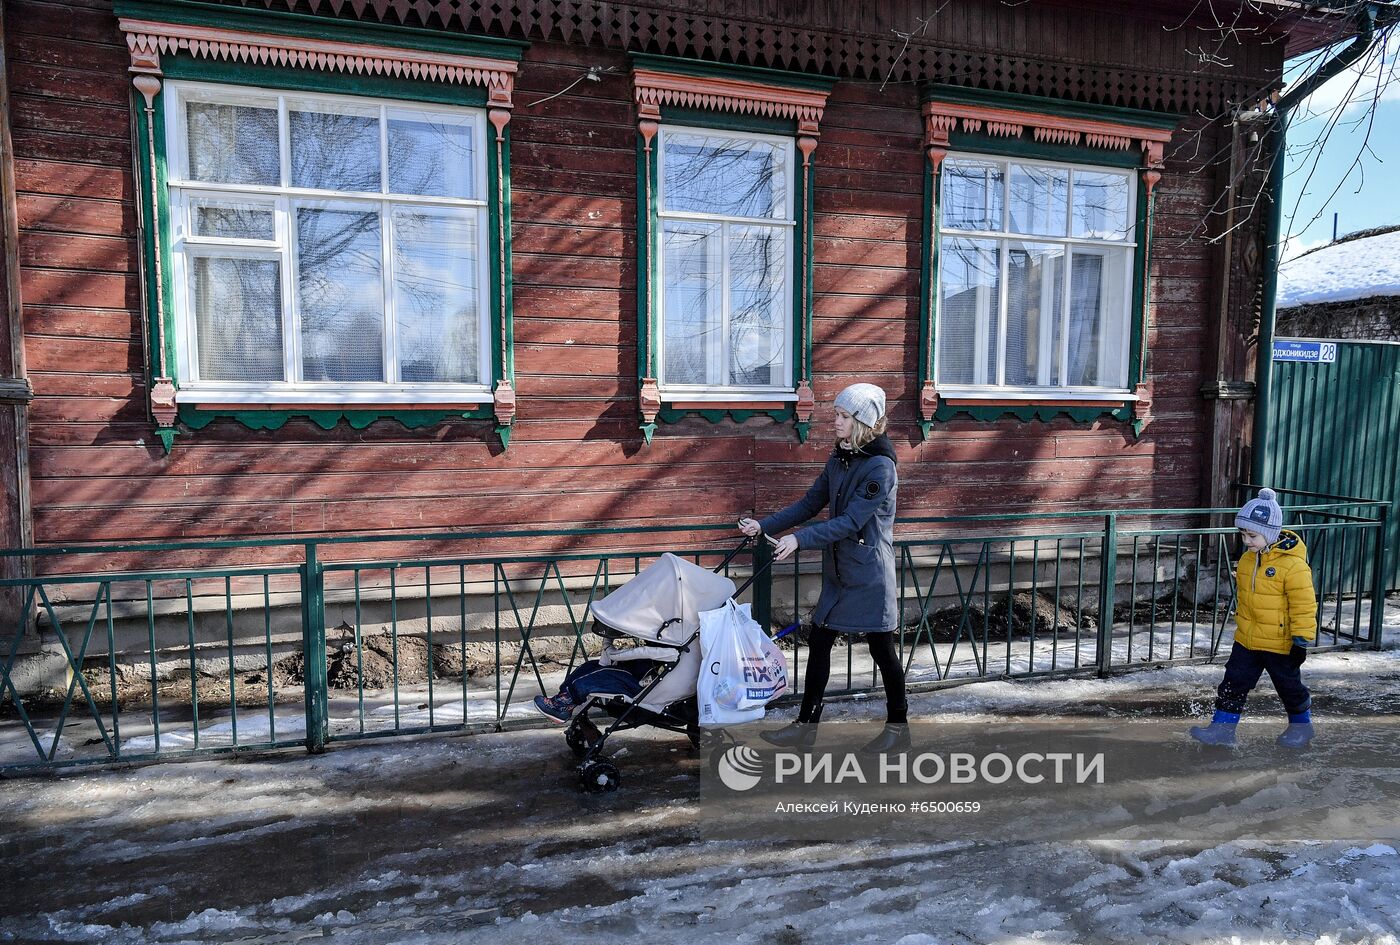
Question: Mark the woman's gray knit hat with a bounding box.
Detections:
[834,383,887,428]
[1235,487,1283,543]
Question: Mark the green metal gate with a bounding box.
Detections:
[1263,338,1400,591]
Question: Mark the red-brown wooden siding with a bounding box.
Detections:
[6,0,1241,567]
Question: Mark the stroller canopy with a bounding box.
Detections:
[589,553,737,645]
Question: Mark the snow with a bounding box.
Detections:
[1277,228,1400,308]
[1,600,1397,944]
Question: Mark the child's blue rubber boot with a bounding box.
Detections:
[1189,710,1240,746]
[1277,710,1315,749]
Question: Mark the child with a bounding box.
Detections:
[738,382,908,755]
[1190,488,1318,748]
[533,639,674,722]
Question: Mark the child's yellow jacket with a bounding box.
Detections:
[1233,530,1318,654]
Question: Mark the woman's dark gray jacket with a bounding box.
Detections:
[758,435,898,633]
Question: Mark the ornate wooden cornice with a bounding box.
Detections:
[118,18,518,111]
[922,98,1175,176]
[632,67,830,141]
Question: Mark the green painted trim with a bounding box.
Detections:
[795,141,813,397]
[629,52,836,93]
[161,57,491,107]
[1128,175,1152,394]
[657,405,794,425]
[659,107,795,137]
[922,82,1180,130]
[178,404,492,432]
[488,123,514,382]
[152,96,176,380]
[946,131,1141,168]
[115,0,527,60]
[636,132,657,384]
[930,402,1134,424]
[917,155,937,442]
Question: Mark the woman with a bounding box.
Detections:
[738,382,908,754]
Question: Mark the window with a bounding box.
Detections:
[937,156,1135,393]
[631,55,834,442]
[657,128,795,392]
[165,82,492,404]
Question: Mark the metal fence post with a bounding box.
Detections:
[301,542,328,753]
[753,537,773,634]
[1097,514,1118,677]
[1370,502,1391,651]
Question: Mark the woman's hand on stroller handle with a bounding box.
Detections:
[737,517,762,538]
[770,534,797,561]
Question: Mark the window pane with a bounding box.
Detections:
[1072,170,1132,240]
[663,133,787,219]
[388,111,475,199]
[942,160,1004,231]
[192,257,283,382]
[729,226,787,386]
[290,105,381,193]
[937,238,1001,386]
[662,222,722,385]
[185,101,279,186]
[1065,248,1131,388]
[1009,165,1068,237]
[1005,242,1065,387]
[392,208,480,383]
[296,207,384,382]
[191,198,275,241]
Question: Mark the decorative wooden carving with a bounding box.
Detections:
[794,380,815,424]
[225,0,1279,116]
[117,18,518,105]
[633,67,829,137]
[919,381,940,422]
[492,378,516,427]
[922,99,1174,162]
[639,378,662,425]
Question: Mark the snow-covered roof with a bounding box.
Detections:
[1278,226,1400,309]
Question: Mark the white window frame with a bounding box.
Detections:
[935,152,1139,401]
[164,80,494,406]
[655,124,797,401]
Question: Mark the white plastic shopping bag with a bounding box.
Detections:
[697,600,789,725]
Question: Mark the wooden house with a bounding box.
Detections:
[0,0,1361,562]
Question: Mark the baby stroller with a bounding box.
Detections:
[566,540,771,793]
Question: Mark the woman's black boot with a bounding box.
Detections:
[761,702,822,749]
[859,723,911,756]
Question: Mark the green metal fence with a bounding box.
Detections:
[1264,338,1400,591]
[0,494,1388,775]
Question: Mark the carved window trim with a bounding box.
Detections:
[116,1,524,450]
[919,86,1177,439]
[631,54,834,444]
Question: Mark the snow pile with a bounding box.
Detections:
[1278,228,1400,308]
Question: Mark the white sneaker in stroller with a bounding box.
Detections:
[565,543,766,792]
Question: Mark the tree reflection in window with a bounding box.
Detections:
[659,131,790,389]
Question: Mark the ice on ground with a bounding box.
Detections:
[2,603,1399,945]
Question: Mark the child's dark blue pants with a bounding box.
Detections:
[1215,642,1311,716]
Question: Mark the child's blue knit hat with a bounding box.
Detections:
[1236,487,1283,544]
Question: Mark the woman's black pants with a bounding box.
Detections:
[797,625,907,724]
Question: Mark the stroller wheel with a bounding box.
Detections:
[579,760,620,793]
[566,717,599,758]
